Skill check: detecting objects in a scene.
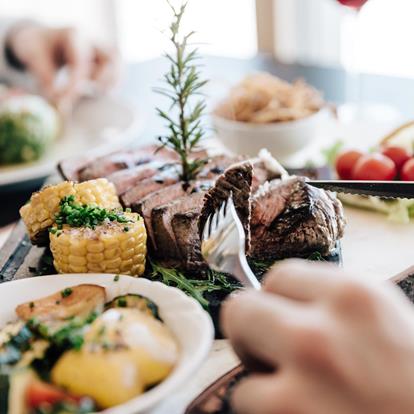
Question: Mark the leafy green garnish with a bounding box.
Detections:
[53,195,131,230]
[28,312,98,352]
[117,298,127,308]
[61,288,73,298]
[149,260,239,309]
[155,1,208,184]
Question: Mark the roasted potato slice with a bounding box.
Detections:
[105,294,160,320]
[16,284,106,323]
[52,308,178,408]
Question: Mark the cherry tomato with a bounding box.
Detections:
[381,146,411,171]
[352,153,397,181]
[26,380,78,408]
[335,150,364,180]
[401,158,414,181]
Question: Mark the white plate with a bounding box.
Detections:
[0,95,143,188]
[0,274,214,413]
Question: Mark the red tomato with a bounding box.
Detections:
[335,150,364,179]
[381,146,411,171]
[352,153,397,181]
[25,380,77,408]
[401,158,414,181]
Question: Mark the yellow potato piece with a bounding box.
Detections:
[51,350,144,408]
[52,308,178,409]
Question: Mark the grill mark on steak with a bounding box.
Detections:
[250,177,345,260]
[200,161,253,252]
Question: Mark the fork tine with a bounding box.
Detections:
[202,213,212,241]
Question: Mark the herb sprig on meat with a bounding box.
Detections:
[155,1,208,184]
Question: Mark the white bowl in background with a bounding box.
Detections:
[212,108,330,161]
[0,274,214,414]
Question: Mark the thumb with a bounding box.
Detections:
[25,47,57,99]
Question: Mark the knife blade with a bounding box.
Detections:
[308,180,414,199]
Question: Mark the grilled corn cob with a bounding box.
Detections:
[20,179,120,245]
[50,212,147,276]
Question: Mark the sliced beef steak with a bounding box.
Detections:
[198,155,245,178]
[152,192,206,261]
[132,183,188,250]
[120,165,180,208]
[77,145,178,181]
[199,161,253,251]
[107,160,177,195]
[250,176,345,260]
[172,209,205,271]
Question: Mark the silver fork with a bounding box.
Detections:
[201,195,261,290]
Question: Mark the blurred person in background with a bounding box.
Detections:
[0,20,119,111]
[222,260,414,414]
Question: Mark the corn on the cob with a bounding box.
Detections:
[50,212,147,276]
[20,179,120,246]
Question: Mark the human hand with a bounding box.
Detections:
[221,260,414,414]
[6,23,120,110]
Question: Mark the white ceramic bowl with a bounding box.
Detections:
[212,108,330,161]
[0,274,214,413]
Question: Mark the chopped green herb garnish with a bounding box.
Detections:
[61,288,73,298]
[29,302,35,309]
[117,298,127,308]
[53,195,132,230]
[55,300,61,305]
[123,226,129,232]
[113,274,120,282]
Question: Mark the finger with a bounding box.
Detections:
[90,46,120,90]
[55,28,91,103]
[25,48,57,99]
[232,374,291,414]
[263,259,349,302]
[221,290,300,367]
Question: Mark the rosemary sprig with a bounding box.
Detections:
[155,1,208,184]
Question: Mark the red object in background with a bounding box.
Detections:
[401,158,414,181]
[335,150,364,180]
[26,380,78,409]
[337,0,369,9]
[381,146,411,172]
[352,154,397,181]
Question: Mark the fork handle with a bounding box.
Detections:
[233,253,261,290]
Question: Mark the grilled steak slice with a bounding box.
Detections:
[120,165,180,207]
[199,155,245,178]
[152,192,206,260]
[250,176,345,260]
[172,209,205,271]
[77,145,178,181]
[107,160,177,195]
[199,161,253,251]
[132,183,188,250]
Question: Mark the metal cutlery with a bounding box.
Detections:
[201,195,261,290]
[308,180,414,199]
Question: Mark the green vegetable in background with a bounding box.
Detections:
[0,96,59,165]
